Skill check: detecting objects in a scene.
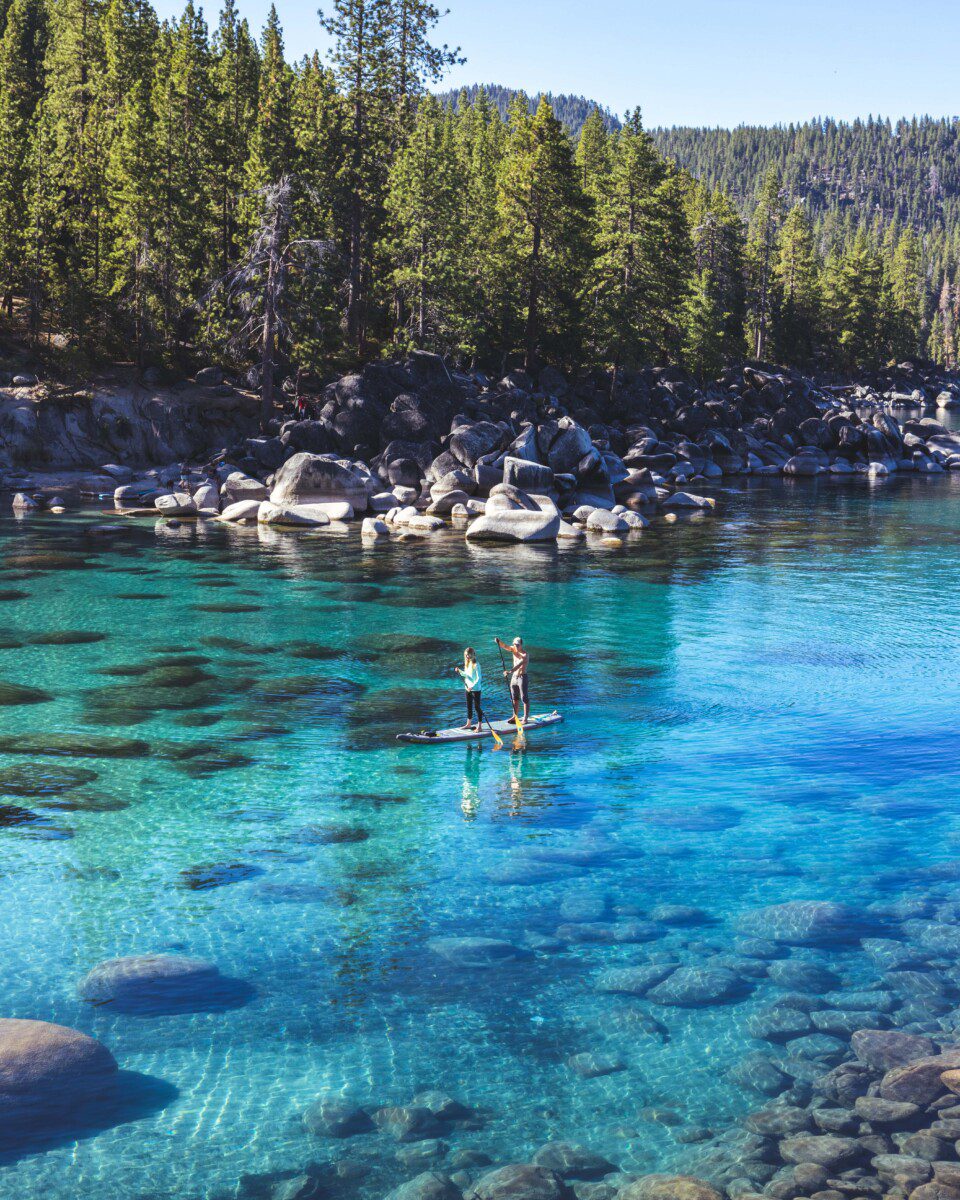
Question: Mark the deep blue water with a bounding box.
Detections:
[1,472,960,1198]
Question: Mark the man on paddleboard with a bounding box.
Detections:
[495,635,529,726]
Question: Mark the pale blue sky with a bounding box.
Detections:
[154,0,960,128]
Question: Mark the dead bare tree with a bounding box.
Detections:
[202,176,337,431]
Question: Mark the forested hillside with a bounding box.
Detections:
[653,118,960,365]
[438,84,621,136]
[0,0,955,390]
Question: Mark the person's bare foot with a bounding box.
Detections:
[459,721,472,730]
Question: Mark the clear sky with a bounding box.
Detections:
[154,0,960,129]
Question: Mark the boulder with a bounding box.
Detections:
[77,953,230,1015]
[193,482,220,511]
[361,517,389,538]
[427,937,528,968]
[734,901,866,946]
[220,499,262,522]
[851,1029,936,1071]
[585,510,628,534]
[155,492,197,517]
[881,1053,960,1104]
[373,1105,442,1143]
[778,1135,861,1167]
[384,1173,463,1200]
[270,452,374,512]
[257,502,331,527]
[854,1096,921,1124]
[661,492,716,511]
[617,1176,724,1200]
[302,1096,374,1138]
[646,966,740,1006]
[450,422,506,469]
[221,472,268,504]
[467,1163,571,1200]
[503,458,555,492]
[0,1018,119,1121]
[531,1143,616,1181]
[466,496,560,543]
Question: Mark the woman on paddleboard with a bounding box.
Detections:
[455,647,485,732]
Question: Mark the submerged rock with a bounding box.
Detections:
[0,679,54,705]
[735,900,867,945]
[531,1143,616,1181]
[617,1176,724,1200]
[384,1174,462,1200]
[0,1018,118,1122]
[77,953,250,1015]
[373,1105,442,1143]
[466,1164,572,1200]
[567,1052,626,1078]
[302,1096,374,1138]
[851,1029,936,1071]
[646,966,741,1007]
[428,937,529,968]
[178,862,264,890]
[0,763,98,795]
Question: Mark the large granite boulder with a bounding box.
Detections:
[270,452,374,512]
[0,1018,118,1121]
[466,492,560,543]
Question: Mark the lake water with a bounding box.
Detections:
[2,472,960,1199]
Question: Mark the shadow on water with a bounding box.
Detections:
[0,1070,179,1166]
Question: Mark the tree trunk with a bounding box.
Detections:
[523,219,542,372]
[260,193,286,432]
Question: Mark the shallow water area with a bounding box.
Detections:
[2,473,960,1198]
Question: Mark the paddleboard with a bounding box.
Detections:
[397,711,563,744]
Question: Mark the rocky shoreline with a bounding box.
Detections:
[3,356,960,541]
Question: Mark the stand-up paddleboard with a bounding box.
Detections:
[397,712,562,744]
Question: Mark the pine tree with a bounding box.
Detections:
[385,92,463,349]
[772,203,820,366]
[244,6,293,191]
[211,0,259,273]
[152,1,215,347]
[320,0,395,353]
[103,0,159,361]
[823,230,892,369]
[746,165,784,359]
[0,0,47,312]
[30,0,108,345]
[496,96,590,371]
[888,226,924,357]
[575,106,611,200]
[683,269,726,378]
[392,0,461,108]
[592,109,691,384]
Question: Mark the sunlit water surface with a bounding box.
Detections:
[1,473,960,1198]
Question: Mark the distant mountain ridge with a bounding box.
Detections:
[437,83,621,136]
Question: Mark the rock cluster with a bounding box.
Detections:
[9,356,960,535]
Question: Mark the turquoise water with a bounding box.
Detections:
[2,474,960,1198]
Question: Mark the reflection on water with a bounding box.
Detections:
[2,474,960,1196]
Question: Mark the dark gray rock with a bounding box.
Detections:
[647,966,741,1007]
[735,902,868,946]
[854,1096,921,1124]
[373,1106,443,1143]
[778,1135,861,1168]
[384,1172,463,1200]
[851,1029,937,1072]
[466,1164,572,1200]
[303,1097,374,1138]
[531,1143,616,1181]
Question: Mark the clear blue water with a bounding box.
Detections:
[2,473,960,1198]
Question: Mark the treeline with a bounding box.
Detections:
[655,118,960,367]
[0,0,949,385]
[437,84,621,136]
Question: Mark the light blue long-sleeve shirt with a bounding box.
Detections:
[463,661,481,691]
